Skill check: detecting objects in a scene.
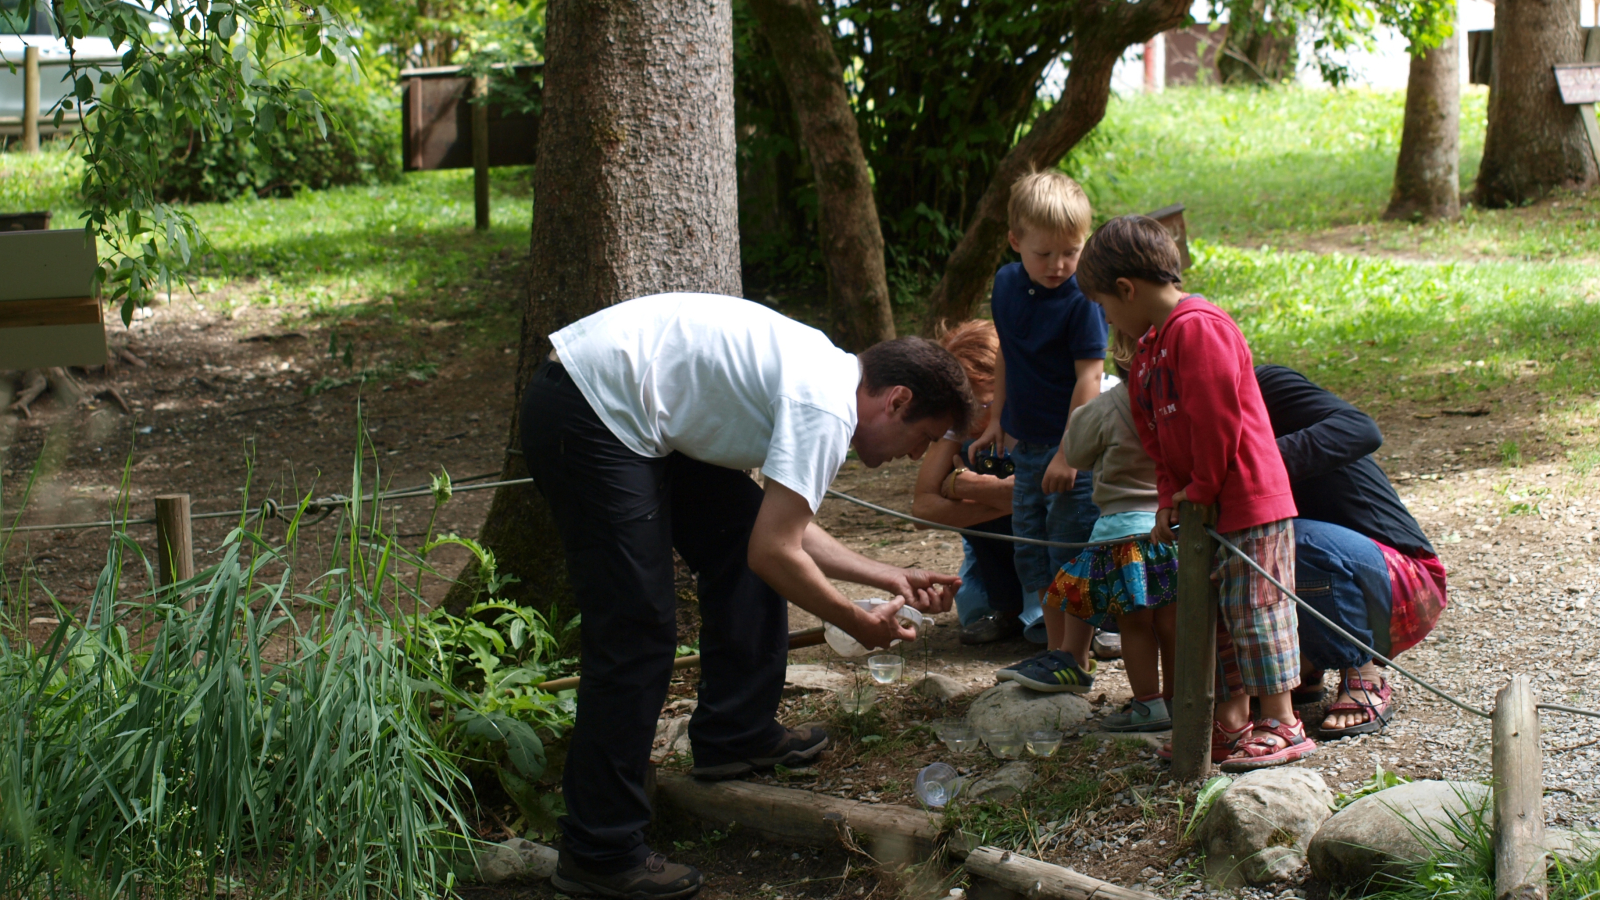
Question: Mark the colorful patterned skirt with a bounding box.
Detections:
[1046,517,1178,630]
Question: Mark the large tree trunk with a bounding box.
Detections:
[444,0,741,613]
[1475,0,1598,207]
[920,0,1189,332]
[1385,26,1461,221]
[747,0,894,350]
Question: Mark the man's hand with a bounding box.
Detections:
[1041,447,1078,494]
[843,596,920,651]
[1152,488,1189,543]
[881,568,958,614]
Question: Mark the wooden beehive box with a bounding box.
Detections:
[0,228,105,370]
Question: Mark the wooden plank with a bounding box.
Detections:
[0,229,99,303]
[537,626,827,692]
[1553,64,1600,105]
[654,771,944,865]
[155,494,196,610]
[0,296,102,329]
[1492,675,1546,900]
[1171,501,1219,782]
[473,75,491,231]
[0,323,106,369]
[964,847,1163,900]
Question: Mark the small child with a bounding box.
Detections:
[1077,215,1314,771]
[1045,328,1178,732]
[972,170,1108,692]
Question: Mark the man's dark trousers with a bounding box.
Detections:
[521,360,791,872]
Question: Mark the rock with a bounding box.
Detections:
[965,682,1092,734]
[474,837,559,883]
[912,673,966,701]
[965,761,1036,803]
[1308,780,1491,887]
[1087,731,1167,749]
[1199,768,1334,886]
[651,716,692,762]
[784,664,851,693]
[1546,828,1600,864]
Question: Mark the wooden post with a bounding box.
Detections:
[1170,501,1219,782]
[472,75,490,231]
[1493,675,1546,900]
[154,494,195,609]
[22,46,41,154]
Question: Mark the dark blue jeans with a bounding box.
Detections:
[1293,518,1392,672]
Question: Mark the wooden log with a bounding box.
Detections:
[154,494,196,609]
[654,770,944,865]
[472,75,491,231]
[537,625,826,692]
[964,846,1164,900]
[1171,501,1219,782]
[1492,675,1546,900]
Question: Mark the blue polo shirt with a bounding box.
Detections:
[991,264,1108,444]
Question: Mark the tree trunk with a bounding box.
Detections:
[747,0,894,350]
[1475,0,1598,208]
[1385,26,1461,221]
[921,0,1189,333]
[444,0,741,613]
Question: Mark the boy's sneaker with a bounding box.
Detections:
[690,725,829,781]
[1010,650,1096,693]
[1102,696,1171,732]
[551,849,703,899]
[994,650,1051,683]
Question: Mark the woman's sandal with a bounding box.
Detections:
[1158,719,1251,763]
[1317,675,1393,739]
[1219,717,1317,772]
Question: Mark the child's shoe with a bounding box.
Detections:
[1219,717,1317,772]
[1158,718,1251,762]
[993,650,1051,683]
[1010,650,1096,693]
[1103,696,1171,732]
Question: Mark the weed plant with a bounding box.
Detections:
[0,451,575,897]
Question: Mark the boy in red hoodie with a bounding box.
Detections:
[1076,215,1315,771]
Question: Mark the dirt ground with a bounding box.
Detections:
[3,276,1598,898]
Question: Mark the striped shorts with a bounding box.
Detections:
[1213,519,1299,699]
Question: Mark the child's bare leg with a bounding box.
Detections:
[1116,609,1161,698]
[1216,692,1251,732]
[1154,605,1177,698]
[1043,598,1065,650]
[1057,599,1092,662]
[1259,691,1294,725]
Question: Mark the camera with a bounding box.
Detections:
[972,449,1015,478]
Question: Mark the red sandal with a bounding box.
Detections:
[1158,719,1252,763]
[1219,717,1316,772]
[1317,674,1393,739]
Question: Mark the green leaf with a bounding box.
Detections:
[74,74,95,102]
[218,13,236,38]
[463,711,547,780]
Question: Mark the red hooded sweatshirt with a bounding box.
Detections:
[1129,295,1297,534]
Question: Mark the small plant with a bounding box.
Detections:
[1499,440,1524,467]
[1183,775,1232,839]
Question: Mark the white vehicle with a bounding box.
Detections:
[1,0,163,132]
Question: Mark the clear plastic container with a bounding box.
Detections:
[1025,729,1063,758]
[837,685,878,715]
[915,762,962,808]
[824,599,926,657]
[982,728,1024,760]
[867,654,904,683]
[938,723,979,754]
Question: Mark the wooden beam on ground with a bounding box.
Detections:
[964,847,1164,900]
[1492,675,1546,900]
[537,626,825,693]
[1171,501,1219,782]
[654,771,947,865]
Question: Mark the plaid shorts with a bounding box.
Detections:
[1213,519,1299,699]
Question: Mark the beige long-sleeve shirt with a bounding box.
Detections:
[1062,382,1159,517]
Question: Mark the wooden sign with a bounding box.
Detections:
[401,64,541,172]
[0,229,105,370]
[1554,64,1600,105]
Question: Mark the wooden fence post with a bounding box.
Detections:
[472,74,491,231]
[154,494,195,610]
[1493,675,1546,900]
[1171,501,1219,782]
[23,46,41,153]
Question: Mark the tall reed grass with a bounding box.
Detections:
[0,460,512,898]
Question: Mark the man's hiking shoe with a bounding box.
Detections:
[1091,629,1123,660]
[994,650,1051,683]
[1010,650,1096,693]
[690,725,829,781]
[1103,696,1171,732]
[551,850,703,899]
[961,612,1024,645]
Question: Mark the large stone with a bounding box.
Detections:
[651,716,692,762]
[784,664,851,694]
[1199,768,1334,886]
[965,682,1092,734]
[474,837,559,883]
[912,673,966,702]
[1308,780,1491,887]
[965,762,1037,803]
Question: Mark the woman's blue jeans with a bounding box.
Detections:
[1293,518,1393,672]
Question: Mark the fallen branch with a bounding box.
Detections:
[963,846,1162,900]
[9,370,48,417]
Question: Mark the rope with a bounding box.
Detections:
[823,488,1153,550]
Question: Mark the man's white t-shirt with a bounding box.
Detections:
[551,293,860,512]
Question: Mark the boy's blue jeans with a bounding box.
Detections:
[1010,439,1100,596]
[1293,518,1392,672]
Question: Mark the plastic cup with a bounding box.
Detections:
[837,685,877,715]
[981,728,1024,760]
[867,654,904,684]
[934,720,979,754]
[1025,729,1063,758]
[915,762,962,808]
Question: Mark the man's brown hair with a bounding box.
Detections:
[859,336,974,436]
[1076,215,1184,297]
